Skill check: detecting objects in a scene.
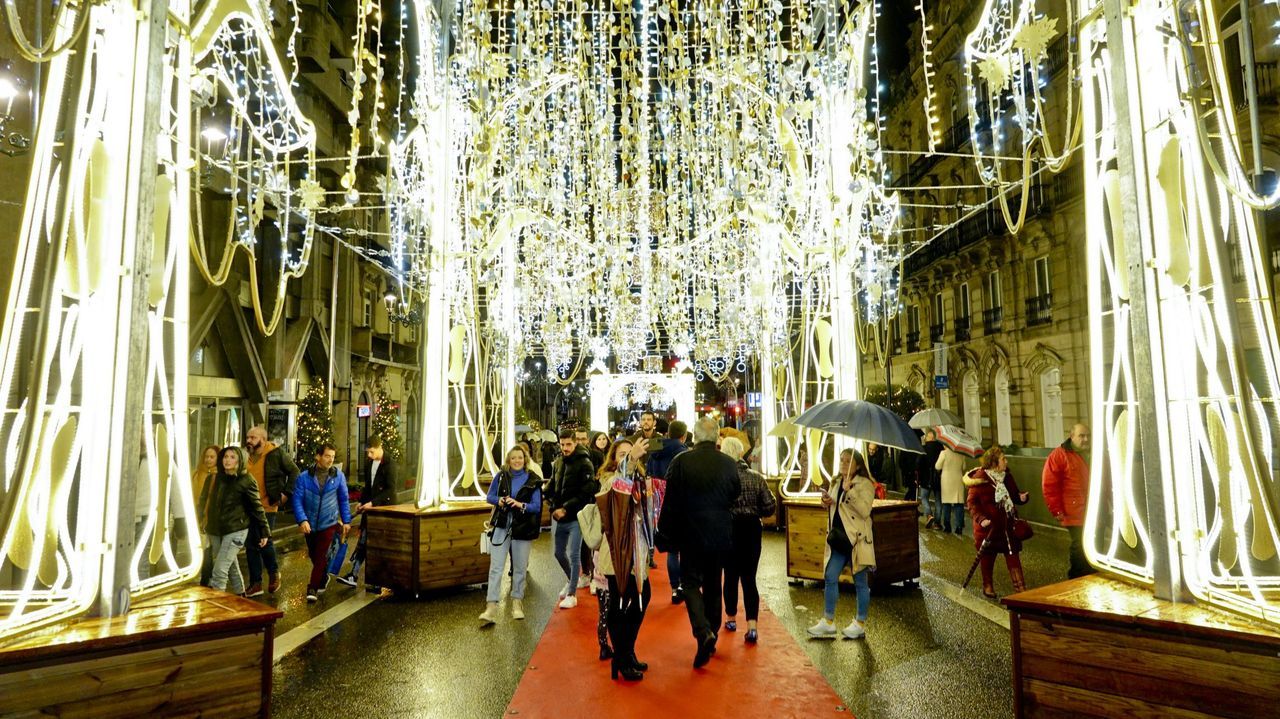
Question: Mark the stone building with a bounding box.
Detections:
[867,0,1280,451]
[183,0,421,487]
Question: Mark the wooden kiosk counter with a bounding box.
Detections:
[364,501,492,596]
[1002,574,1280,718]
[0,586,281,719]
[783,497,920,588]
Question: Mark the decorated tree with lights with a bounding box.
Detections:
[371,387,404,463]
[296,385,335,459]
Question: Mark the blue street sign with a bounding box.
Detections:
[934,375,949,390]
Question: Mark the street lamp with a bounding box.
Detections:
[384,292,423,325]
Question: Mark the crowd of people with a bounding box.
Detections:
[188,409,1096,682]
[190,430,399,603]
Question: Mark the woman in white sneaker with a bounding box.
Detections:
[808,448,876,640]
[479,446,543,625]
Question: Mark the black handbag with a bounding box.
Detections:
[826,484,854,553]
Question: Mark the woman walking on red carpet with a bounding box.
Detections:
[592,438,653,681]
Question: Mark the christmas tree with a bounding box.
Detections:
[296,385,335,459]
[371,386,404,463]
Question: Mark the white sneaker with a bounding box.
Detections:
[479,602,499,625]
[842,620,866,639]
[577,575,591,589]
[512,599,525,620]
[558,594,578,609]
[806,618,837,638]
[558,582,571,599]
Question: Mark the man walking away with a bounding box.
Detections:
[336,436,398,588]
[919,430,944,528]
[243,426,299,597]
[1042,423,1095,579]
[648,419,688,602]
[548,428,599,608]
[659,416,740,668]
[291,444,352,601]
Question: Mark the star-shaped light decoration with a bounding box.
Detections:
[299,179,325,211]
[978,54,1013,89]
[1013,16,1058,60]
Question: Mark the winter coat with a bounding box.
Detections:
[935,448,968,504]
[1042,441,1090,527]
[658,441,741,552]
[291,466,352,532]
[867,448,899,490]
[247,443,299,512]
[548,445,599,520]
[920,440,944,492]
[199,453,270,538]
[364,456,399,507]
[486,469,543,541]
[965,467,1029,554]
[645,438,687,479]
[730,460,776,521]
[823,475,876,573]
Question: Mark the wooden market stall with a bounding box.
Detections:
[0,586,281,719]
[364,502,492,596]
[783,497,919,589]
[1002,575,1280,718]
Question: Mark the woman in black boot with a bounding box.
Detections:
[595,439,653,681]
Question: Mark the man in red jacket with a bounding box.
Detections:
[1041,423,1095,579]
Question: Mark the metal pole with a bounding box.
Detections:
[1238,0,1265,182]
[100,0,170,618]
[1102,0,1183,603]
[328,238,339,400]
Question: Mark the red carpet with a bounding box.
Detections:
[506,557,850,717]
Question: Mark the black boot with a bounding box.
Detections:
[611,659,643,681]
[599,644,613,661]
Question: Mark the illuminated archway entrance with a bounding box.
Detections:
[588,373,697,434]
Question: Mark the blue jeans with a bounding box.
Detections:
[823,545,870,622]
[666,549,682,590]
[552,519,582,592]
[918,487,942,520]
[208,529,249,594]
[247,512,278,584]
[486,526,532,602]
[944,503,966,534]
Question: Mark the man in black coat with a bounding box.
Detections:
[547,428,599,608]
[336,436,398,587]
[658,416,740,668]
[919,429,945,528]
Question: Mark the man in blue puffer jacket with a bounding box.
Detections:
[292,443,352,601]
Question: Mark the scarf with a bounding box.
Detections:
[598,467,650,609]
[989,470,1014,513]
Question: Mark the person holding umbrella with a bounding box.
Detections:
[963,446,1030,598]
[807,448,876,640]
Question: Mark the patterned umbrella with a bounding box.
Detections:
[792,400,924,454]
[908,407,964,429]
[934,424,984,457]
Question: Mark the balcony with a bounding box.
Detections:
[954,316,971,342]
[1026,295,1053,327]
[983,307,1004,334]
[904,118,973,185]
[929,322,945,343]
[1234,61,1279,111]
[906,330,921,353]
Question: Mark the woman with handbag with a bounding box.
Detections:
[480,446,543,624]
[964,446,1031,598]
[807,448,876,640]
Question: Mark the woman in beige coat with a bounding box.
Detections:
[807,448,876,640]
[935,446,968,535]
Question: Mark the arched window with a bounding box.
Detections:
[1040,368,1064,447]
[993,367,1012,446]
[963,372,982,440]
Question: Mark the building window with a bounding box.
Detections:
[1028,256,1052,326]
[907,305,921,352]
[984,270,1003,333]
[930,292,945,343]
[993,366,1013,446]
[955,283,971,341]
[1041,368,1064,447]
[361,290,373,328]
